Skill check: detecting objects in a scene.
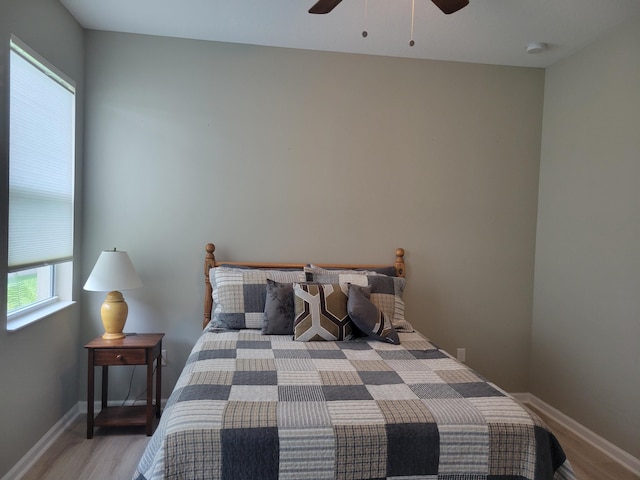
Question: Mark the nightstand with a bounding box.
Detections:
[85,333,164,439]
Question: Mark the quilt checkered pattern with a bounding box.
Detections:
[134,329,576,480]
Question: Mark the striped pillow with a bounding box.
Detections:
[209,267,305,331]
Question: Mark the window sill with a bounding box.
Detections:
[7,300,76,332]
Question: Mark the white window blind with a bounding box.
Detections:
[8,37,75,270]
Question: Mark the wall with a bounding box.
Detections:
[82,31,545,400]
[0,0,84,477]
[532,16,640,457]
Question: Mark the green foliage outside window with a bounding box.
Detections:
[7,273,37,312]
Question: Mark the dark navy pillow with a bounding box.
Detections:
[347,284,400,344]
[262,279,295,335]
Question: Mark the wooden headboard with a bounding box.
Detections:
[203,243,405,329]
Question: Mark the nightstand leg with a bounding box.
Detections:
[101,365,109,409]
[87,350,95,439]
[146,356,153,435]
[156,341,162,418]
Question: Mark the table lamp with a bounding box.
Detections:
[84,249,143,340]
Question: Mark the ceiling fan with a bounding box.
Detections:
[309,0,469,15]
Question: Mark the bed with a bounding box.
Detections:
[134,243,576,480]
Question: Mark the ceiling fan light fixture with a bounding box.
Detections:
[526,42,547,54]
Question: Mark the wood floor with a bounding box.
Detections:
[20,409,639,480]
[21,419,150,480]
[527,406,639,480]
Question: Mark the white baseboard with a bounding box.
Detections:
[512,392,640,476]
[1,404,80,480]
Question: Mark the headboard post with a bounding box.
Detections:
[395,248,406,277]
[203,243,216,329]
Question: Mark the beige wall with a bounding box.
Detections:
[532,16,640,457]
[0,0,84,477]
[81,31,545,401]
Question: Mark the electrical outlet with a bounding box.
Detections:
[161,349,167,366]
[456,347,466,363]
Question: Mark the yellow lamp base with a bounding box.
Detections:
[101,291,129,340]
[102,331,126,340]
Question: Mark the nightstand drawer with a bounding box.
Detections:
[94,348,146,365]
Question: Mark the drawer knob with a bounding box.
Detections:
[116,354,123,360]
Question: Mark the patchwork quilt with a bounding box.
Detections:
[134,329,576,480]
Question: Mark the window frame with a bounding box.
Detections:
[5,35,76,331]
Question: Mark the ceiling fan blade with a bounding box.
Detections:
[309,0,343,14]
[431,0,469,14]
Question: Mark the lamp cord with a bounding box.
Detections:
[121,366,136,406]
[121,363,159,406]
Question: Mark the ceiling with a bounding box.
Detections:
[60,0,640,68]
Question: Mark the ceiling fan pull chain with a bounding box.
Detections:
[409,0,415,46]
[362,0,368,38]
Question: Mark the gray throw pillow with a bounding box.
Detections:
[262,279,295,335]
[347,284,400,344]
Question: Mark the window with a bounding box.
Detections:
[8,266,53,313]
[6,35,76,330]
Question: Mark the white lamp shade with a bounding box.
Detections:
[83,250,143,292]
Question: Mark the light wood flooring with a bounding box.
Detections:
[20,409,639,479]
[20,419,149,480]
[527,406,639,480]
